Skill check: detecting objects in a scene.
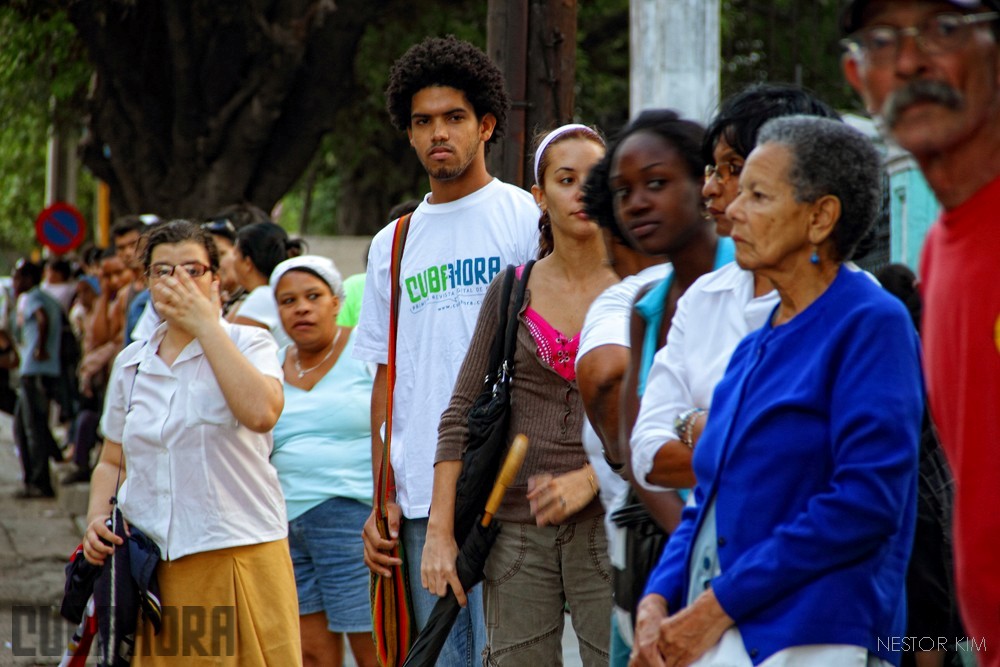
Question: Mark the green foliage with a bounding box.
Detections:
[0,7,92,255]
[277,133,342,235]
[2,0,864,245]
[284,0,488,235]
[286,0,634,234]
[576,0,630,134]
[720,0,861,112]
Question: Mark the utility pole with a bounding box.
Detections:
[487,0,577,189]
[45,104,79,207]
[630,0,720,123]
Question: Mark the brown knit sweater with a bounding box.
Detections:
[436,272,603,525]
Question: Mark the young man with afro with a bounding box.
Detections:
[354,36,539,666]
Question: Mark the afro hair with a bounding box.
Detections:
[385,35,510,150]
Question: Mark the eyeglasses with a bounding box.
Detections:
[705,161,743,185]
[147,262,211,280]
[841,12,998,65]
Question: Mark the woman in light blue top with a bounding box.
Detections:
[270,255,377,667]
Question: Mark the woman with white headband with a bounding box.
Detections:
[426,123,618,665]
[269,255,378,667]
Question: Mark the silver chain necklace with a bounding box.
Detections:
[293,328,342,379]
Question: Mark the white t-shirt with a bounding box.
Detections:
[576,264,669,557]
[353,178,539,518]
[631,262,778,491]
[236,284,291,349]
[100,320,287,560]
[41,281,76,313]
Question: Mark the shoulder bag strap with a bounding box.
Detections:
[377,212,413,517]
[484,266,517,384]
[501,260,535,379]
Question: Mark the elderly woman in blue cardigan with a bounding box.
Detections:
[629,116,923,667]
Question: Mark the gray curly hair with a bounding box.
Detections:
[757,115,883,261]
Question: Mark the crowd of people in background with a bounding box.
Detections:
[3,0,999,664]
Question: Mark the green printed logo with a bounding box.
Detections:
[405,256,502,304]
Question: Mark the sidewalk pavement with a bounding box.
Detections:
[0,411,89,666]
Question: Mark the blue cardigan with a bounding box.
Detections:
[644,267,923,666]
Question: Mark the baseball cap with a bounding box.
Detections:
[842,0,1000,34]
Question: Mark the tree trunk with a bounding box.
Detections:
[67,0,388,219]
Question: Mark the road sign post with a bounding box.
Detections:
[34,203,87,255]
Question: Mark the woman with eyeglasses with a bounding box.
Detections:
[81,220,300,665]
[620,90,839,665]
[630,85,839,495]
[629,116,922,667]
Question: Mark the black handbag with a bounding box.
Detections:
[609,487,681,629]
[452,261,534,545]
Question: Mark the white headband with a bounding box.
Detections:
[533,123,594,185]
[270,255,345,300]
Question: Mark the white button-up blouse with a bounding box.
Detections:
[100,319,287,560]
[631,263,778,491]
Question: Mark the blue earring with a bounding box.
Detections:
[810,250,820,265]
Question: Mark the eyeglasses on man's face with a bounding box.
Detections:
[841,12,999,65]
[705,161,743,185]
[147,262,212,280]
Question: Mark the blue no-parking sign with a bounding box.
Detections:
[34,203,87,254]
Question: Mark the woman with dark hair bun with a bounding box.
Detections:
[578,108,731,665]
[230,221,292,347]
[614,88,840,665]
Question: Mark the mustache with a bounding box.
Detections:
[882,80,964,126]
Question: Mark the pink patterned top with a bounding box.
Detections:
[517,265,580,382]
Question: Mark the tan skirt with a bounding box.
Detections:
[133,539,301,666]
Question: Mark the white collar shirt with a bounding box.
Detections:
[631,262,778,491]
[100,319,287,560]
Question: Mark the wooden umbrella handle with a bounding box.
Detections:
[481,434,529,527]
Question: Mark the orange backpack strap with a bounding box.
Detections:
[377,212,413,516]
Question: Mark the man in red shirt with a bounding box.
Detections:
[843,1,1000,663]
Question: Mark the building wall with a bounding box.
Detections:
[301,235,372,279]
[887,156,941,272]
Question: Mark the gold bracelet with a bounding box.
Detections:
[586,466,599,498]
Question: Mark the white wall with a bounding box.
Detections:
[301,235,372,279]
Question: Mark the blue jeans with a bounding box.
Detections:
[610,613,630,667]
[288,497,372,632]
[402,517,485,667]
